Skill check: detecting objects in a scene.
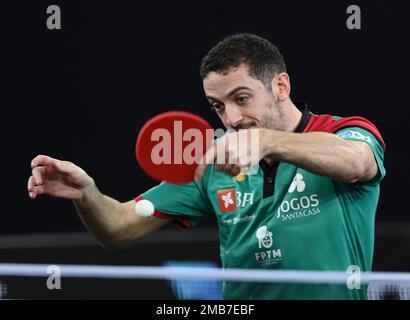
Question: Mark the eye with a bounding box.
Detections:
[211,103,224,112]
[237,96,249,105]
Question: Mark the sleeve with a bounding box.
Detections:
[135,179,213,230]
[335,126,386,183]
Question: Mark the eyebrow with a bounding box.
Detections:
[206,86,252,101]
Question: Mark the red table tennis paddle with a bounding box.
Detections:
[136,111,214,184]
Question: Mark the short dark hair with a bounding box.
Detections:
[200,33,287,90]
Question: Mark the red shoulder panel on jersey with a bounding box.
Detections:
[134,196,192,230]
[304,114,386,150]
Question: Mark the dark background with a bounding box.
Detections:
[3,0,409,234]
[1,0,409,299]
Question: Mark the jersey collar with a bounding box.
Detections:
[293,101,311,133]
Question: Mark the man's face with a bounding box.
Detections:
[203,64,284,131]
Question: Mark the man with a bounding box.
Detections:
[27,34,386,299]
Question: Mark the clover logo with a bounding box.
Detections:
[288,173,306,193]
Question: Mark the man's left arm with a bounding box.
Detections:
[264,130,378,183]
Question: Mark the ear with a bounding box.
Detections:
[271,72,291,102]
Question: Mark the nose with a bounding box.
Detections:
[224,104,244,129]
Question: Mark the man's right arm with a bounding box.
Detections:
[27,155,170,249]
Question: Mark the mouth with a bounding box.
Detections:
[232,123,256,131]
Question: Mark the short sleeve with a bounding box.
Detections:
[136,180,213,230]
[335,127,386,183]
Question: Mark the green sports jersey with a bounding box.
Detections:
[137,104,386,300]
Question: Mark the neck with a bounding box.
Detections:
[263,100,302,166]
[279,99,303,132]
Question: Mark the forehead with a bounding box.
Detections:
[203,65,263,97]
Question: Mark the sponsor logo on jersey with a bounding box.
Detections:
[288,173,305,193]
[222,214,256,225]
[277,173,321,221]
[236,190,254,208]
[336,130,373,145]
[254,226,282,264]
[217,189,236,213]
[217,189,254,214]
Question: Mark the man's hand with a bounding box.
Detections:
[28,155,95,200]
[27,154,170,249]
[195,128,272,181]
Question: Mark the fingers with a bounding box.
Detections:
[217,164,242,177]
[31,166,46,186]
[31,155,66,172]
[194,141,250,180]
[31,154,72,173]
[27,175,35,198]
[29,156,52,199]
[31,155,54,168]
[28,155,79,200]
[231,166,242,177]
[194,143,216,182]
[27,175,45,199]
[28,185,46,199]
